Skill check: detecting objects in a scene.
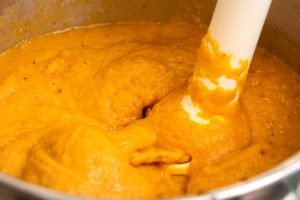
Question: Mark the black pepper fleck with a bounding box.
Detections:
[260,150,266,155]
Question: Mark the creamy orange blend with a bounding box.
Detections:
[0,21,299,199]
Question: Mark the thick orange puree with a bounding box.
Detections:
[0,21,299,199]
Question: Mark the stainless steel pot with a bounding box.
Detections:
[0,0,299,199]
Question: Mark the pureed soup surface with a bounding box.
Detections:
[0,21,300,199]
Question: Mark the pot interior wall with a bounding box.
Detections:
[0,0,299,71]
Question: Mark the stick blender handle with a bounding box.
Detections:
[186,0,272,118]
[210,0,272,62]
